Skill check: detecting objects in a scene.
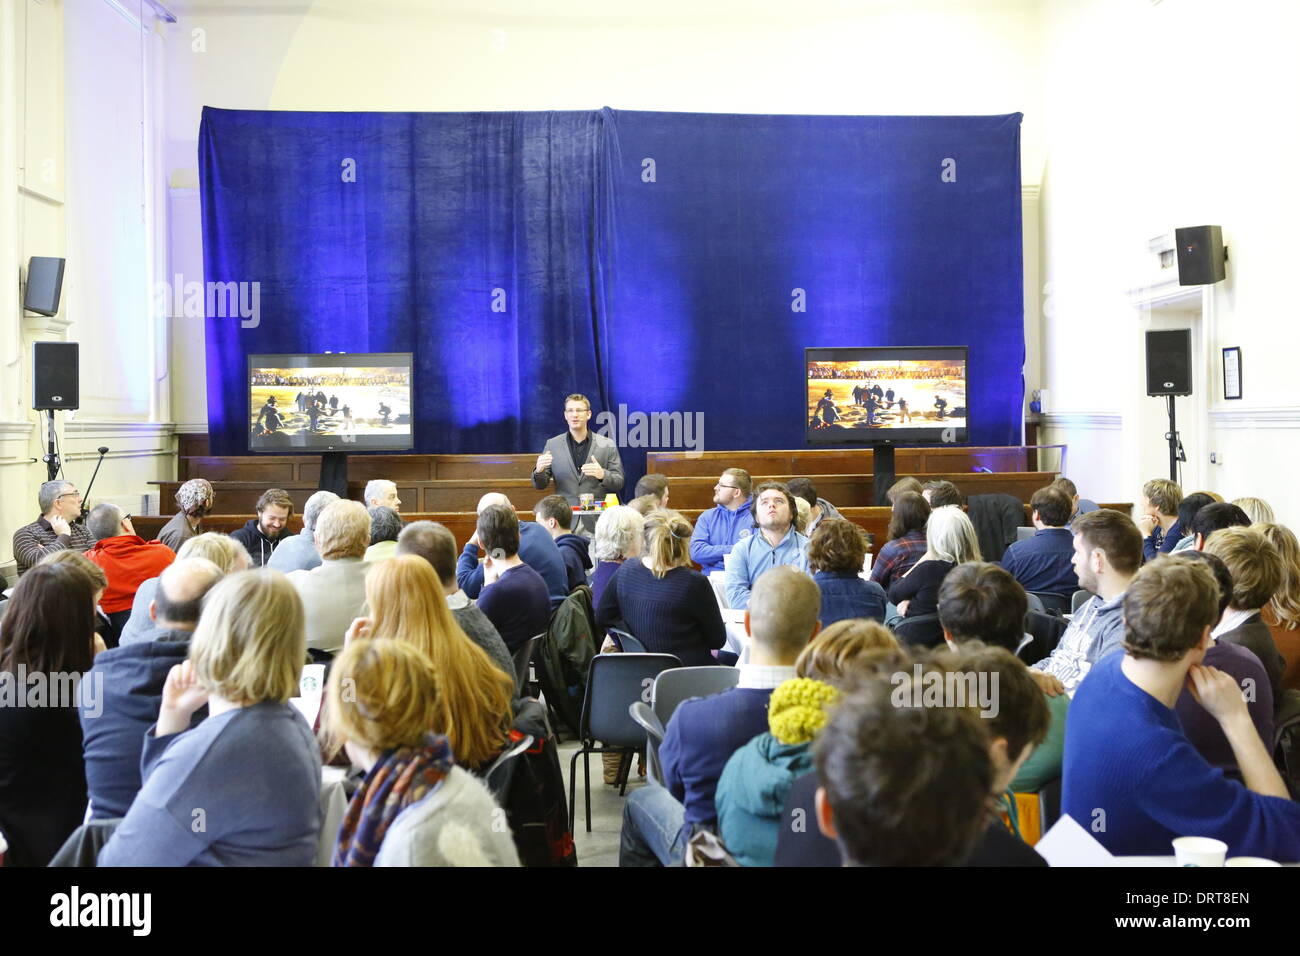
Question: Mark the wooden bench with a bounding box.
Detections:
[646,446,1037,477]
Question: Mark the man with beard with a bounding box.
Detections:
[725,481,810,610]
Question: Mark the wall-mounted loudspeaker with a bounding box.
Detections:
[33,342,79,411]
[1145,329,1192,397]
[23,256,66,316]
[1175,225,1225,286]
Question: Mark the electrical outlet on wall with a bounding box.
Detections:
[1210,451,1221,465]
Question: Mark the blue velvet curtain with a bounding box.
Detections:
[199,107,1023,472]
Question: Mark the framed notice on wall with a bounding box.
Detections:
[1222,347,1242,400]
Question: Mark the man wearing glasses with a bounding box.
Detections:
[689,469,754,575]
[12,480,94,575]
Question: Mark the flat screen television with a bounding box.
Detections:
[247,353,414,452]
[805,346,968,445]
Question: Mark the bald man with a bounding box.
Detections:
[620,567,822,867]
[81,557,226,819]
[455,492,569,607]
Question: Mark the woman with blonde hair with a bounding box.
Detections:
[794,618,902,681]
[325,638,520,867]
[888,505,981,619]
[1257,522,1300,689]
[118,532,250,645]
[1234,497,1276,525]
[348,554,514,770]
[593,509,725,666]
[99,570,321,866]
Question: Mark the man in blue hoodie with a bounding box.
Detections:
[689,468,753,574]
[535,494,592,591]
[80,557,224,819]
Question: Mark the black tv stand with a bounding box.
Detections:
[872,444,895,507]
[320,451,348,498]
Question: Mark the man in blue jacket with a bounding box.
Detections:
[619,567,821,867]
[689,469,753,574]
[80,558,224,819]
[456,492,569,608]
[725,482,810,610]
[999,485,1078,598]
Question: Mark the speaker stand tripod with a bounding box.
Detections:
[1164,394,1187,483]
[42,409,61,483]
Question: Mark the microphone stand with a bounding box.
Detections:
[76,445,110,524]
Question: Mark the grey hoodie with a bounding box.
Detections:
[1031,591,1126,696]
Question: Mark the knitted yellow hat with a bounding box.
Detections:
[768,677,840,745]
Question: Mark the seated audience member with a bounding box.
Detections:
[619,567,820,867]
[787,477,843,539]
[595,509,726,666]
[1190,501,1251,551]
[156,478,215,553]
[472,504,551,653]
[888,505,980,619]
[690,468,754,575]
[120,533,250,646]
[943,644,1051,866]
[395,521,513,678]
[633,473,669,509]
[0,563,100,866]
[719,620,899,867]
[792,496,811,535]
[84,503,175,643]
[808,518,887,625]
[1051,476,1099,521]
[922,480,962,509]
[535,494,592,591]
[1062,557,1300,860]
[1031,509,1141,697]
[81,558,225,819]
[628,494,660,516]
[938,561,1067,794]
[364,505,402,562]
[12,479,93,575]
[1136,477,1183,561]
[869,491,930,591]
[1203,526,1287,695]
[229,487,294,567]
[999,485,1078,598]
[1170,491,1218,552]
[1257,523,1300,690]
[345,556,514,770]
[324,639,519,867]
[266,490,339,573]
[813,671,993,866]
[885,476,923,506]
[1233,497,1275,526]
[364,478,402,512]
[1172,552,1273,773]
[456,493,568,608]
[725,481,810,610]
[99,571,322,866]
[286,500,372,657]
[588,505,645,607]
[37,551,110,634]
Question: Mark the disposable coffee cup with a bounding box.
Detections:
[1225,856,1281,867]
[1172,836,1228,867]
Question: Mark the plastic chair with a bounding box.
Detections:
[568,652,682,833]
[892,612,945,649]
[1029,591,1072,617]
[640,665,741,785]
[1023,592,1046,615]
[1071,589,1094,614]
[628,701,665,782]
[511,634,543,697]
[607,628,647,653]
[1021,611,1068,666]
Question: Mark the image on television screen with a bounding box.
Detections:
[247,353,414,452]
[805,347,968,445]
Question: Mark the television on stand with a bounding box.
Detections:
[805,346,968,503]
[247,353,414,454]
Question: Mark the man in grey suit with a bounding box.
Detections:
[531,393,625,507]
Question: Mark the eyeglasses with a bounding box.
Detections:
[714,483,740,491]
[57,491,83,500]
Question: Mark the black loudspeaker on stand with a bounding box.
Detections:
[33,342,80,483]
[1145,330,1190,482]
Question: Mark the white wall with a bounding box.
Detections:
[1038,0,1300,525]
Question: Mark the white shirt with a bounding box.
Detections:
[737,664,797,690]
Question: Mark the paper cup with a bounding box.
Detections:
[1172,837,1228,867]
[1224,856,1281,867]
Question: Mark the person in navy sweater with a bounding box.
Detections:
[999,485,1078,599]
[619,567,821,866]
[534,494,592,592]
[807,518,886,626]
[456,492,569,608]
[1136,478,1184,563]
[1063,555,1300,860]
[472,505,552,654]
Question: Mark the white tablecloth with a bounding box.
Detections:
[317,766,349,867]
